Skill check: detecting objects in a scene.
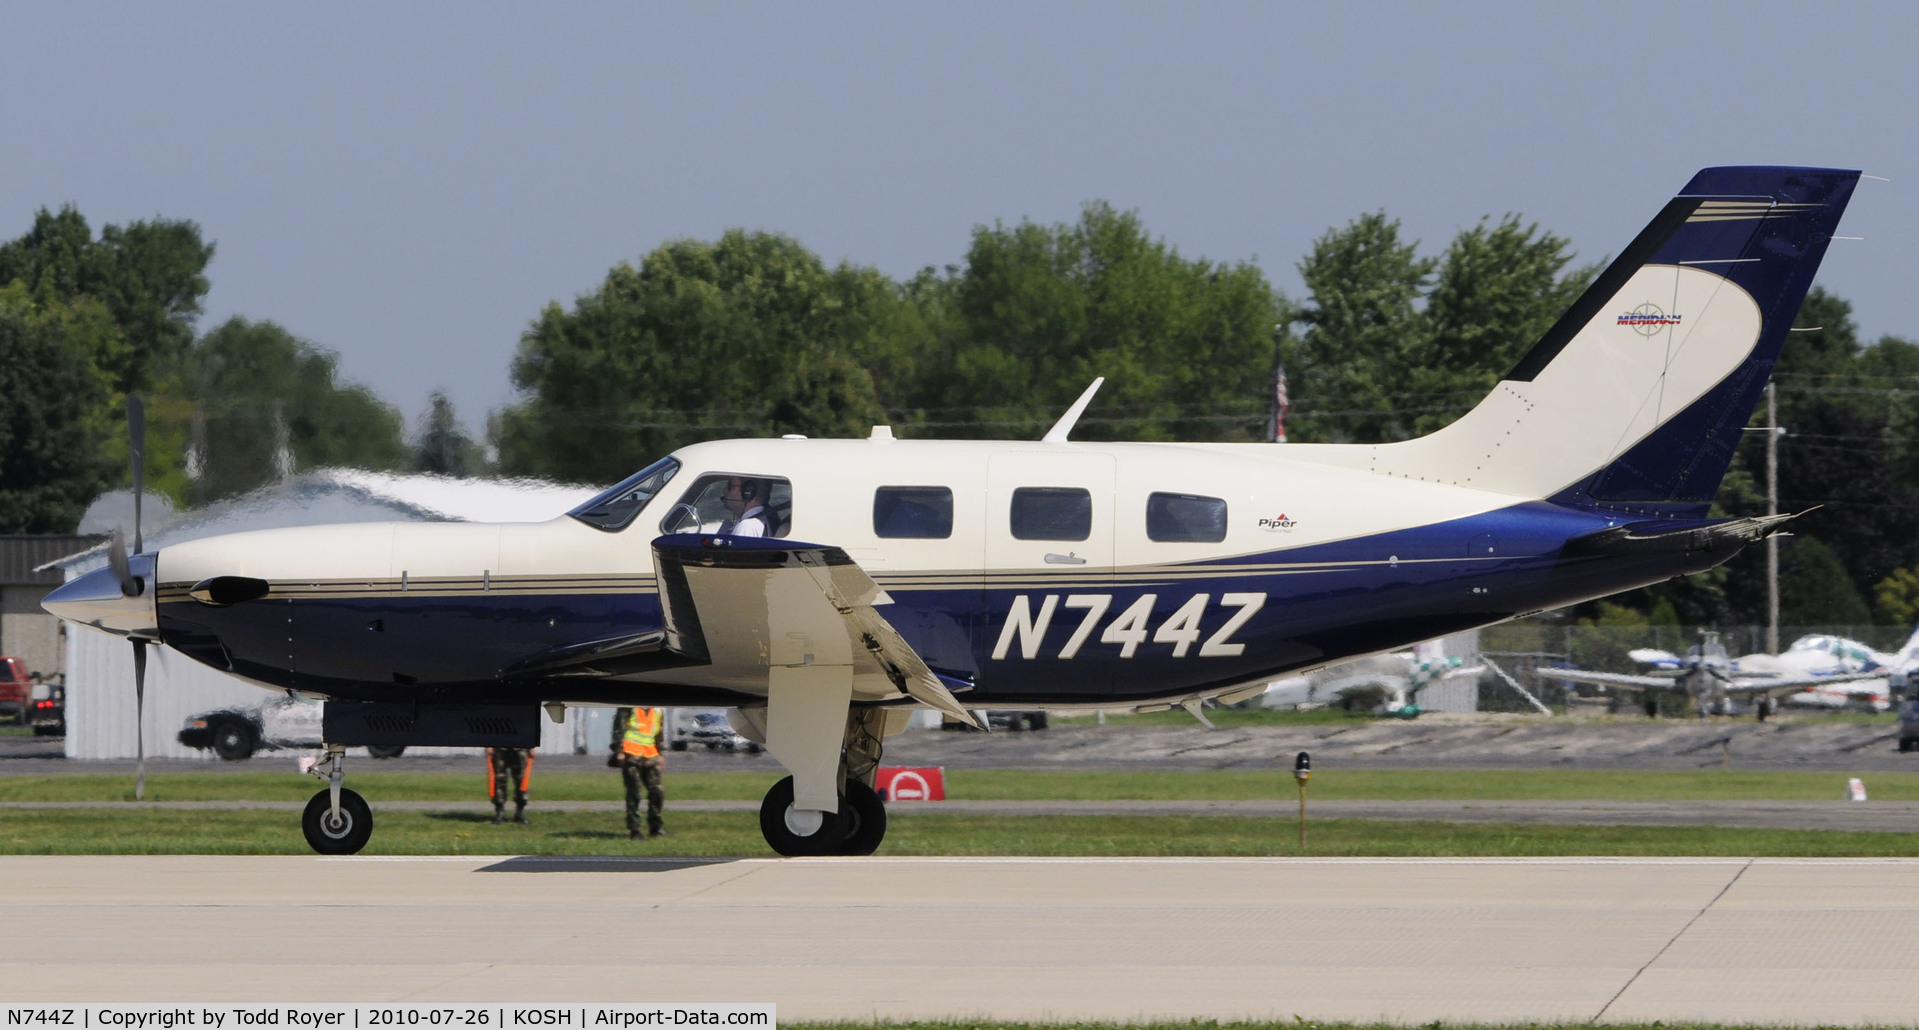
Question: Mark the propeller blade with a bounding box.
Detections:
[107,528,140,598]
[132,638,147,802]
[127,395,145,554]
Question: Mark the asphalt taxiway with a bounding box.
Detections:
[6,855,1919,1024]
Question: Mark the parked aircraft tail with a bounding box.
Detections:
[1311,167,1860,518]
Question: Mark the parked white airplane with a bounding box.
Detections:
[1613,627,1919,712]
[1259,644,1483,717]
[1552,631,1891,716]
[44,166,1863,855]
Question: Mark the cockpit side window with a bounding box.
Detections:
[568,457,681,532]
[659,473,792,538]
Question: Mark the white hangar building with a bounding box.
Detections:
[51,470,604,761]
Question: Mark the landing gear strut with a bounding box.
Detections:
[301,744,373,854]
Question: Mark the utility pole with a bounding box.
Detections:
[1767,380,1779,654]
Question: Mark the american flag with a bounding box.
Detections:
[1267,361,1290,443]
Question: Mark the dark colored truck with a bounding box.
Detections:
[0,657,28,723]
[27,675,65,736]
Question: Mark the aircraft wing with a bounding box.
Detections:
[1542,669,1686,693]
[651,533,980,726]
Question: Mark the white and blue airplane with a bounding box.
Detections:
[45,166,1861,856]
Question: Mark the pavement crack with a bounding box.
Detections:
[1591,859,1749,1023]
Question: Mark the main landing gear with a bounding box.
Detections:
[301,744,373,854]
[750,699,895,857]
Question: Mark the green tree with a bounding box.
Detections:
[1778,535,1872,628]
[499,230,926,483]
[183,318,407,500]
[1289,212,1592,443]
[0,284,112,532]
[1873,566,1919,628]
[937,202,1285,441]
[1709,288,1919,626]
[0,205,213,394]
[1289,213,1436,443]
[1415,216,1593,434]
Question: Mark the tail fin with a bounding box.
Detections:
[1343,166,1859,517]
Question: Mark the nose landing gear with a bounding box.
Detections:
[301,744,373,854]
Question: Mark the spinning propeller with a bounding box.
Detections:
[109,396,150,800]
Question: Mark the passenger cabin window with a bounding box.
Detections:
[873,486,954,539]
[568,457,681,532]
[1146,492,1228,543]
[1009,487,1091,541]
[658,473,792,538]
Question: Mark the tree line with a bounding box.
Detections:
[3,198,1916,629]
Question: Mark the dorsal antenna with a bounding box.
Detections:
[1041,377,1104,443]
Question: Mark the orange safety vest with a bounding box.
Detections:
[622,707,662,758]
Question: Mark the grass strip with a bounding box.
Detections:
[3,808,1919,856]
[4,768,1918,803]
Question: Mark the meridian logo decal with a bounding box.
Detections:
[1257,514,1297,532]
[1618,302,1682,336]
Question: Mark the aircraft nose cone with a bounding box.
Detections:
[43,557,160,637]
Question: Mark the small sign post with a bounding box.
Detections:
[1292,751,1312,849]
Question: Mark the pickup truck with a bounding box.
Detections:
[0,657,29,722]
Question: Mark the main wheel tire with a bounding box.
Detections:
[302,788,373,855]
[1029,712,1049,730]
[758,776,849,857]
[838,779,887,856]
[365,745,406,759]
[669,740,688,752]
[212,720,256,761]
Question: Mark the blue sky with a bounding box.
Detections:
[5,2,1913,439]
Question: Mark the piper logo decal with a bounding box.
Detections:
[1257,514,1297,532]
[1618,303,1682,335]
[991,592,1266,660]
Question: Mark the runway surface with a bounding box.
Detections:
[8,855,1919,1024]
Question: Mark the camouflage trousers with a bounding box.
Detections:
[621,756,664,835]
[488,748,530,806]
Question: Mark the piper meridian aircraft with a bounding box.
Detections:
[46,165,1860,856]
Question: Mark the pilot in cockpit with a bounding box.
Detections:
[720,476,771,537]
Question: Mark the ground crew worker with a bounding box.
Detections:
[486,746,534,824]
[610,706,665,838]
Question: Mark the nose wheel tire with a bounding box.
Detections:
[302,787,373,855]
[758,776,851,856]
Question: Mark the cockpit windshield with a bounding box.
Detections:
[567,457,680,532]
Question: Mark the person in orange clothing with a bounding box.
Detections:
[610,707,665,838]
[485,746,534,824]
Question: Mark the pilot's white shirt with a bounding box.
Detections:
[727,505,768,537]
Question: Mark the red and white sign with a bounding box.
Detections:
[876,766,946,802]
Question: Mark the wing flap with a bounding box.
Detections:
[652,534,980,727]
